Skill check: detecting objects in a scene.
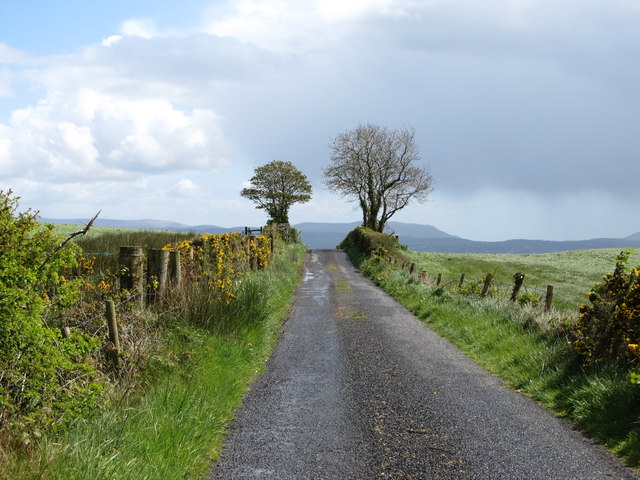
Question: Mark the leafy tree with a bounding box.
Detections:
[323,123,433,232]
[0,190,103,440]
[241,160,312,224]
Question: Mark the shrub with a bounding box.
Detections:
[518,292,541,307]
[571,250,640,366]
[339,227,398,256]
[263,223,299,243]
[0,191,103,442]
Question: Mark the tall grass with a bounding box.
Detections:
[3,242,306,480]
[170,275,270,334]
[74,229,194,253]
[73,229,194,276]
[351,247,640,468]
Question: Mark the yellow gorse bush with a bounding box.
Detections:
[164,232,272,300]
[572,250,640,368]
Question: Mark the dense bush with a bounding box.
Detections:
[263,223,299,243]
[571,250,640,366]
[339,227,398,256]
[0,191,103,442]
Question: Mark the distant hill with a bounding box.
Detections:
[627,231,640,241]
[401,236,640,254]
[295,221,455,250]
[294,222,640,253]
[39,217,640,254]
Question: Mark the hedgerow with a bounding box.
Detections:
[339,227,398,256]
[0,191,103,443]
[0,188,293,453]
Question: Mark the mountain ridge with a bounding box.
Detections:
[39,217,640,254]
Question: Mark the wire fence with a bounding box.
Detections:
[383,254,583,314]
[55,227,284,372]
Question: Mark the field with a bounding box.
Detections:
[45,222,162,238]
[405,248,640,313]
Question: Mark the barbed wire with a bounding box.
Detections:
[75,292,144,329]
[78,252,144,257]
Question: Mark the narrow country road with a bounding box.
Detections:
[209,250,638,479]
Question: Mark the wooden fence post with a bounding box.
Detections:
[459,273,465,289]
[545,285,554,311]
[169,250,181,288]
[243,235,250,265]
[147,249,169,305]
[247,235,258,270]
[119,246,143,309]
[105,299,120,368]
[409,263,416,274]
[436,273,442,286]
[511,273,525,302]
[481,274,493,297]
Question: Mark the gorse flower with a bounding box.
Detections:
[163,232,272,300]
[571,250,640,367]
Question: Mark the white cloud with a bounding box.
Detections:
[204,0,408,52]
[0,43,34,64]
[315,0,407,21]
[0,69,13,97]
[120,19,160,39]
[174,178,200,196]
[0,88,229,181]
[101,35,123,47]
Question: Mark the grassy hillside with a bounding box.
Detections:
[405,248,640,313]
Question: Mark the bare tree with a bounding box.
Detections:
[323,123,433,232]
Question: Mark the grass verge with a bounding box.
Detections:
[3,242,306,480]
[348,247,640,468]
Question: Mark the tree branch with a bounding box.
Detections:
[39,210,101,271]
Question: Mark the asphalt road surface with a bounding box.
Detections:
[210,250,638,479]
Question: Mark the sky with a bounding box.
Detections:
[1,0,639,241]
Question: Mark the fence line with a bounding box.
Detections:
[385,255,560,312]
[68,227,282,370]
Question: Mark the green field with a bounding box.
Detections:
[44,222,193,248]
[45,222,151,237]
[405,248,640,313]
[42,222,194,275]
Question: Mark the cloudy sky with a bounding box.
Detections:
[1,0,638,241]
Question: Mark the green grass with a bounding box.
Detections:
[45,222,152,238]
[405,248,640,313]
[350,247,640,468]
[4,242,306,480]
